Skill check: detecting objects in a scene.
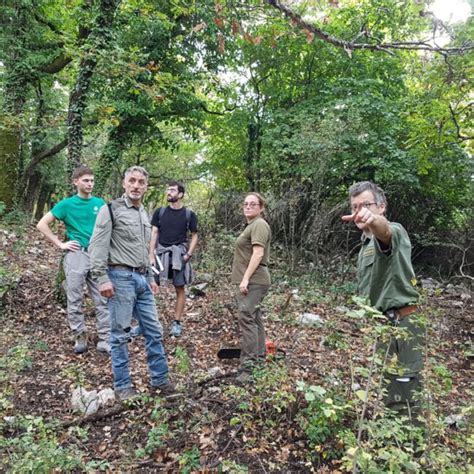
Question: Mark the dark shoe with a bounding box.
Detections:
[74,333,88,354]
[152,380,176,396]
[169,321,182,337]
[115,387,138,402]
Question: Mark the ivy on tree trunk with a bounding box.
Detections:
[67,0,121,173]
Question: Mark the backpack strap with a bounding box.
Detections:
[158,206,166,225]
[107,200,120,227]
[185,207,191,231]
[107,202,114,227]
[157,206,191,231]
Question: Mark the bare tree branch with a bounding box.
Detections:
[265,0,474,55]
[449,104,474,142]
[200,103,237,115]
[24,138,68,178]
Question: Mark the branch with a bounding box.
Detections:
[265,0,474,56]
[449,104,474,142]
[24,138,68,178]
[39,24,91,74]
[200,103,236,115]
[41,53,73,74]
[33,138,68,163]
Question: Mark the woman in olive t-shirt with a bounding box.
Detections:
[231,192,271,382]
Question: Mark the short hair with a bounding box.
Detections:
[167,180,185,195]
[124,166,149,181]
[348,181,387,206]
[72,166,93,180]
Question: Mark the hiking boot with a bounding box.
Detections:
[115,387,138,402]
[74,333,88,354]
[152,380,176,396]
[169,321,182,337]
[97,340,111,354]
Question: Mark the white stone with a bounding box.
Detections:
[71,387,99,415]
[298,313,324,327]
[444,414,465,427]
[207,366,224,377]
[97,388,116,407]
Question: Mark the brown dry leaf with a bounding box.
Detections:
[231,20,240,34]
[214,17,224,29]
[217,32,225,54]
[98,443,108,453]
[192,22,207,33]
[305,30,315,43]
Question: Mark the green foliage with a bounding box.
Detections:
[135,400,173,458]
[0,415,105,472]
[432,361,453,394]
[0,343,32,381]
[343,412,470,473]
[224,363,296,441]
[196,225,236,277]
[60,364,86,387]
[296,382,353,460]
[218,459,249,473]
[174,345,191,374]
[177,446,201,473]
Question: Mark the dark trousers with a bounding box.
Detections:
[235,284,270,371]
[382,314,425,414]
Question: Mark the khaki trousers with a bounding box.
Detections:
[382,314,425,414]
[235,283,270,371]
[63,249,110,341]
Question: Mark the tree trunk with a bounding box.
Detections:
[0,120,20,210]
[34,181,51,221]
[67,0,122,173]
[95,123,128,195]
[23,169,42,215]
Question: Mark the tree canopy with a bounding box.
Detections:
[0,0,472,270]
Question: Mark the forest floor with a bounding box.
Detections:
[1,224,473,473]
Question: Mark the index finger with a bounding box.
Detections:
[341,213,355,222]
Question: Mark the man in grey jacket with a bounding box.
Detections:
[89,166,174,401]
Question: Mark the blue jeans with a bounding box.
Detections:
[107,268,169,391]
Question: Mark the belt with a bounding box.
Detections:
[384,305,419,324]
[109,264,148,274]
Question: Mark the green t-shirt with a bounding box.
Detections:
[52,195,105,248]
[357,222,419,312]
[231,217,271,285]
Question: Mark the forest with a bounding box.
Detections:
[0,0,473,472]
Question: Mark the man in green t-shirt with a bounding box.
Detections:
[37,166,110,355]
[342,181,424,415]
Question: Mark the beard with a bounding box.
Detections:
[167,196,179,203]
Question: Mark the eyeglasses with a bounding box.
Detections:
[350,202,377,213]
[243,202,260,208]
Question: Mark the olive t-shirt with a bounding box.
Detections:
[357,222,419,312]
[231,217,271,285]
[51,194,105,248]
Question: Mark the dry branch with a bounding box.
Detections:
[266,0,474,56]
